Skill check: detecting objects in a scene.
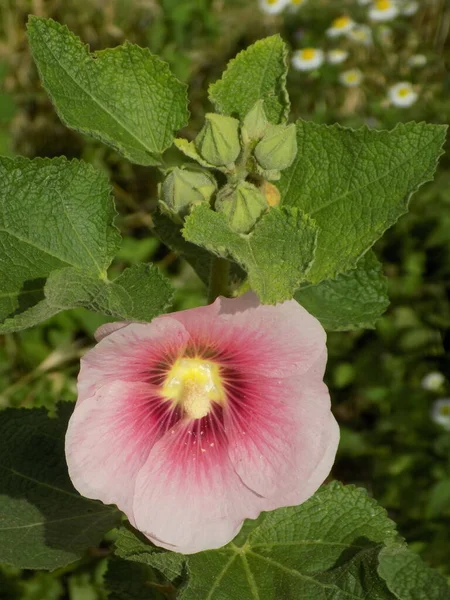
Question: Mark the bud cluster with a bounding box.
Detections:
[159,100,298,232]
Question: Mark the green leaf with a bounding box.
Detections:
[0,156,120,333]
[0,157,173,332]
[0,405,120,570]
[45,264,173,321]
[295,252,389,331]
[104,558,167,600]
[278,121,447,283]
[183,205,317,304]
[180,482,400,600]
[27,17,189,166]
[152,213,213,286]
[114,527,185,582]
[208,35,289,124]
[378,546,450,600]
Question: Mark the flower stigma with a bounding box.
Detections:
[376,0,392,10]
[162,358,225,420]
[398,86,410,97]
[301,48,316,60]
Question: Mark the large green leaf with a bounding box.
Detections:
[183,205,317,304]
[0,406,120,570]
[179,483,401,600]
[27,17,189,166]
[295,252,389,331]
[0,157,173,332]
[378,546,450,600]
[0,156,120,332]
[114,527,185,583]
[45,264,172,322]
[208,35,289,124]
[278,121,447,283]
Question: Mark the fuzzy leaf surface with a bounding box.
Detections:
[0,156,120,332]
[278,121,447,282]
[183,205,317,303]
[208,35,289,124]
[0,406,120,570]
[45,264,173,322]
[114,527,185,582]
[180,483,400,600]
[378,547,450,600]
[295,252,389,331]
[27,17,189,165]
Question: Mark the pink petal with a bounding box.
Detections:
[78,317,189,405]
[169,293,327,379]
[95,321,129,342]
[225,350,334,499]
[66,380,178,519]
[132,417,263,553]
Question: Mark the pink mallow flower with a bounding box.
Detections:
[66,293,339,554]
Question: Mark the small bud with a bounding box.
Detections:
[242,100,269,142]
[159,167,217,222]
[195,113,241,166]
[261,181,281,207]
[215,182,267,234]
[254,123,297,171]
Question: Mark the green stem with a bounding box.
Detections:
[208,256,230,303]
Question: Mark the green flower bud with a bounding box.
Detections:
[215,182,267,234]
[254,123,297,171]
[241,100,268,142]
[159,167,217,222]
[195,113,241,166]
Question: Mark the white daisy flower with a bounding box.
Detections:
[291,48,325,71]
[288,0,308,10]
[259,0,289,15]
[339,68,364,87]
[431,398,450,431]
[402,1,419,15]
[326,16,355,38]
[421,372,445,392]
[388,82,418,107]
[408,54,427,67]
[369,0,399,21]
[327,49,349,64]
[348,24,373,45]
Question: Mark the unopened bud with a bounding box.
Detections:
[261,181,281,207]
[215,182,267,233]
[254,123,297,171]
[195,113,241,166]
[242,100,269,142]
[159,167,217,222]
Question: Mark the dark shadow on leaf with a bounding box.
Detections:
[0,404,120,570]
[4,277,46,319]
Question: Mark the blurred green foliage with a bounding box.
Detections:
[0,0,449,596]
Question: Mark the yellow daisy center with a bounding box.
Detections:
[301,48,316,60]
[267,0,279,5]
[346,73,358,82]
[162,358,225,420]
[376,0,392,10]
[440,405,450,416]
[333,15,351,29]
[397,86,411,97]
